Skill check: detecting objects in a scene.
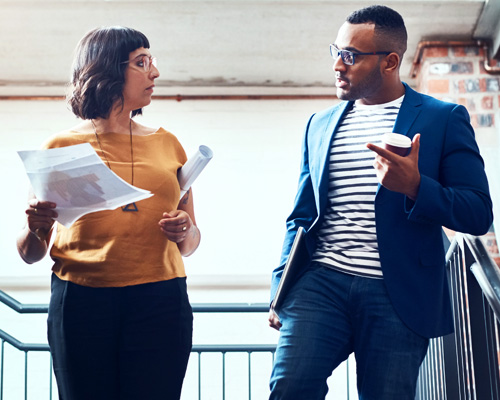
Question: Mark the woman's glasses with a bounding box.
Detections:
[122,55,157,72]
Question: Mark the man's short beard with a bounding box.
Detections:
[336,64,383,102]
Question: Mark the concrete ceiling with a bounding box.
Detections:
[0,0,498,95]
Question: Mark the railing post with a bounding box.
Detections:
[198,352,201,400]
[49,356,53,400]
[442,246,462,400]
[1,340,4,400]
[346,358,350,400]
[222,352,226,400]
[465,257,497,399]
[442,332,459,399]
[484,306,500,398]
[248,352,252,400]
[24,352,28,400]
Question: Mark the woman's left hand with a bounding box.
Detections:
[159,210,193,243]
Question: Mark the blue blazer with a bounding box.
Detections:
[270,83,493,338]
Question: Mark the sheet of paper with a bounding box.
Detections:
[18,143,153,227]
[178,145,213,199]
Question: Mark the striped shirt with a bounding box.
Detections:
[311,96,404,278]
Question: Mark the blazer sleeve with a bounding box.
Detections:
[269,113,318,302]
[407,104,493,235]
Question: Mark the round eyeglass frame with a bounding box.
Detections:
[121,55,157,72]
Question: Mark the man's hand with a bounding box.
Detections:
[366,133,421,201]
[268,308,282,331]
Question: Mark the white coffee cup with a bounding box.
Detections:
[382,133,412,156]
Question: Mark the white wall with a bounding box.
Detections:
[0,1,484,89]
[0,97,337,287]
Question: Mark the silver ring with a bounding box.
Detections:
[34,208,38,214]
[182,226,187,231]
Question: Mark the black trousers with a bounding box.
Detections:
[47,273,193,400]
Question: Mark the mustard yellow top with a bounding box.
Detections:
[42,128,188,287]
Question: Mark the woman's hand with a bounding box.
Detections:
[26,199,58,241]
[160,188,200,257]
[17,197,58,264]
[159,210,193,243]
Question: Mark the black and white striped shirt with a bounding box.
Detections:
[311,96,404,278]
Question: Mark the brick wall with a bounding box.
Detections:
[415,45,500,130]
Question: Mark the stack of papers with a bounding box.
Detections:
[18,143,153,227]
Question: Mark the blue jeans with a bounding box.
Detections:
[269,263,429,400]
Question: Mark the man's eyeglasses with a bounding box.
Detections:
[329,44,391,66]
[122,55,157,72]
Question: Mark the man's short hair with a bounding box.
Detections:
[346,5,407,58]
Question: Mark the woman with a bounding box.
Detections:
[16,27,199,400]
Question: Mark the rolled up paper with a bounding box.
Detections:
[178,145,213,199]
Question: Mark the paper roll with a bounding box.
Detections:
[178,145,213,199]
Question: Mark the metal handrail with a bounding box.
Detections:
[0,292,275,400]
[0,292,273,353]
[193,344,275,352]
[0,290,48,314]
[191,303,269,313]
[417,232,500,400]
[463,234,500,320]
[5,233,498,399]
[0,330,49,352]
[444,233,500,321]
[0,289,270,314]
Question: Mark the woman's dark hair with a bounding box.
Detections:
[346,5,407,59]
[68,26,150,119]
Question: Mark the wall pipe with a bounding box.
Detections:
[410,39,500,78]
[0,94,338,102]
[481,41,500,74]
[3,40,499,101]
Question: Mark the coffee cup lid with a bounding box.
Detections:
[382,133,411,148]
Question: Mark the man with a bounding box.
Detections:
[268,5,492,400]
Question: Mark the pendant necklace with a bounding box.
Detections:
[91,118,138,212]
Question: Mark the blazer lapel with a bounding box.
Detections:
[315,101,352,216]
[393,83,422,138]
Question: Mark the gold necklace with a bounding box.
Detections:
[91,118,138,212]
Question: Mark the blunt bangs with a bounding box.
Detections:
[68,26,151,120]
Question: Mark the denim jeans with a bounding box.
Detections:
[47,273,193,400]
[269,263,429,400]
